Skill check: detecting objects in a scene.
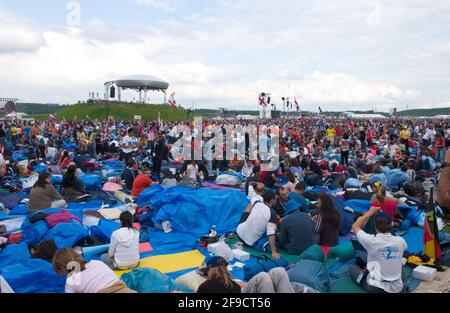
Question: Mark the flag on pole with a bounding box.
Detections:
[167,92,178,109]
[346,115,353,127]
[294,98,299,112]
[318,106,323,114]
[48,114,57,124]
[423,188,441,260]
[258,94,267,107]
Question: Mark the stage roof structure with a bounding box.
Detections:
[104,75,170,103]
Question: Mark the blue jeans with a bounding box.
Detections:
[88,143,96,159]
[253,235,281,253]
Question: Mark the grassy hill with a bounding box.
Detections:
[34,102,191,121]
[396,107,450,117]
[17,103,66,115]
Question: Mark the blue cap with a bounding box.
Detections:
[205,256,228,268]
[284,200,300,215]
[374,211,392,225]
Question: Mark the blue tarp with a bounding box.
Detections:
[62,143,78,151]
[32,164,48,173]
[343,199,371,213]
[136,184,165,207]
[145,186,249,236]
[0,243,31,270]
[12,152,27,161]
[89,219,120,242]
[146,229,199,257]
[21,208,87,249]
[81,175,103,191]
[2,259,66,293]
[401,226,424,253]
[51,175,63,185]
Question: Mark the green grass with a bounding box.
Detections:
[33,102,191,121]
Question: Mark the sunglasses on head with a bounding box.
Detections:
[374,182,382,187]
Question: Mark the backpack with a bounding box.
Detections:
[403,182,424,198]
[243,255,288,281]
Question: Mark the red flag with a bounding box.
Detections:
[258,95,267,107]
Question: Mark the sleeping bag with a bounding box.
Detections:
[121,268,193,293]
[287,259,330,293]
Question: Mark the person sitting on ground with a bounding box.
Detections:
[240,182,265,223]
[283,172,297,193]
[121,158,139,191]
[312,193,340,246]
[245,165,261,196]
[274,186,289,218]
[29,240,58,262]
[301,155,322,186]
[278,200,315,255]
[61,165,87,202]
[52,248,136,293]
[100,211,139,270]
[288,181,308,212]
[368,163,388,187]
[27,172,67,213]
[131,166,155,197]
[289,158,304,182]
[160,169,178,187]
[369,184,403,227]
[59,150,72,169]
[185,160,202,182]
[349,211,407,293]
[197,256,297,293]
[236,190,282,259]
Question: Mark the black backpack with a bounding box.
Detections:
[403,182,424,198]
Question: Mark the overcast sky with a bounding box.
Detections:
[0,0,449,111]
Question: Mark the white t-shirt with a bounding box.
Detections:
[356,231,407,293]
[187,164,198,179]
[65,260,119,293]
[109,227,140,269]
[46,147,57,159]
[237,202,277,246]
[121,135,138,153]
[36,135,49,145]
[423,129,436,141]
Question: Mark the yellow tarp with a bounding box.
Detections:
[114,250,205,277]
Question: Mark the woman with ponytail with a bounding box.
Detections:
[370,184,397,223]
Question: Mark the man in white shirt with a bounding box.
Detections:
[350,211,407,293]
[121,128,138,159]
[422,126,436,147]
[237,190,281,259]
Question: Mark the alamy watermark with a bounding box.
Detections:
[169,117,280,171]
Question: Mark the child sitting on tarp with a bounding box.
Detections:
[52,248,136,293]
[350,211,407,293]
[100,211,139,270]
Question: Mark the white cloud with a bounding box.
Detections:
[128,0,177,12]
[0,10,44,54]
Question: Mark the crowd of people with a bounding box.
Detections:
[0,114,449,294]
